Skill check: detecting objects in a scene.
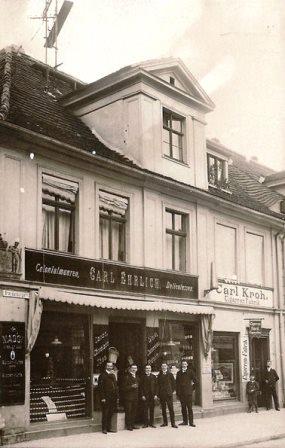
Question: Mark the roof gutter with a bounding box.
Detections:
[1,120,284,228]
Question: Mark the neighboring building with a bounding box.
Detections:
[0,47,284,443]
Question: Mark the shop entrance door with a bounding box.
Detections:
[109,320,145,407]
[250,335,270,407]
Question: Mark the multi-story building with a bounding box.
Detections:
[0,47,284,444]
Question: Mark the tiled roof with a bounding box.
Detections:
[0,47,284,221]
[0,47,135,166]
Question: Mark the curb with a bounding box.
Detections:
[214,432,285,448]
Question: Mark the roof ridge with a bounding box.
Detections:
[0,47,13,120]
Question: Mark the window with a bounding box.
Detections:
[99,190,128,262]
[245,232,264,285]
[207,154,228,189]
[169,76,175,86]
[163,109,184,162]
[42,174,78,253]
[216,223,237,280]
[165,210,187,271]
[212,332,239,401]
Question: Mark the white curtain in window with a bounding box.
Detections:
[58,209,71,252]
[245,232,264,285]
[216,223,236,279]
[42,205,55,249]
[100,217,109,259]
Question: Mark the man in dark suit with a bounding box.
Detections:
[263,360,280,411]
[98,362,119,434]
[157,363,178,428]
[140,364,158,428]
[123,364,140,430]
[176,360,197,427]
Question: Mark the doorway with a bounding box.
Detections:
[109,320,145,406]
[249,334,270,407]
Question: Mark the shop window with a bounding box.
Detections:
[99,190,128,262]
[163,109,185,162]
[245,232,264,285]
[207,154,228,190]
[215,223,237,280]
[211,332,239,401]
[42,174,78,253]
[157,321,197,372]
[165,209,187,271]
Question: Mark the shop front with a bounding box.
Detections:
[25,248,215,426]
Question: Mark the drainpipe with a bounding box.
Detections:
[275,231,285,407]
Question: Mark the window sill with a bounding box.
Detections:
[163,154,189,168]
[208,183,232,194]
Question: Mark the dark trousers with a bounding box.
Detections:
[160,395,175,426]
[143,398,155,425]
[101,397,117,431]
[124,399,138,429]
[180,395,193,424]
[248,393,258,411]
[266,387,279,410]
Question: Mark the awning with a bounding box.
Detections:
[39,287,214,315]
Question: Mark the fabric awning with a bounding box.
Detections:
[39,287,214,315]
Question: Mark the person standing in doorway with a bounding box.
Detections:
[263,360,280,411]
[157,363,178,428]
[98,362,119,434]
[176,360,197,427]
[123,364,140,430]
[140,364,158,428]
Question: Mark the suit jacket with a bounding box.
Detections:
[98,371,119,401]
[176,368,196,398]
[123,372,140,401]
[140,373,157,399]
[264,368,279,388]
[246,380,259,396]
[157,371,175,399]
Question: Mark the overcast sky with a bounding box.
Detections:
[1,0,285,171]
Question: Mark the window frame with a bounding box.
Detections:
[244,229,265,286]
[41,173,78,254]
[207,153,228,189]
[165,208,187,272]
[162,108,185,162]
[99,189,129,263]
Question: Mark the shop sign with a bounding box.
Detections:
[209,281,273,308]
[248,320,262,336]
[3,290,30,299]
[241,335,250,382]
[0,322,25,406]
[25,249,198,300]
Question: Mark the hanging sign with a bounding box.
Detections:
[248,320,262,336]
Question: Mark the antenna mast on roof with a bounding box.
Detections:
[31,0,73,69]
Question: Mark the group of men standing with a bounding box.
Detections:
[98,360,196,433]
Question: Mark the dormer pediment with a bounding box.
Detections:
[137,58,214,111]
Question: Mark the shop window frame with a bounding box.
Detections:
[211,331,240,402]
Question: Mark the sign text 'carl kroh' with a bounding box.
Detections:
[24,249,198,300]
[209,281,273,308]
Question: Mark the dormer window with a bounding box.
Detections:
[207,153,229,190]
[163,109,185,162]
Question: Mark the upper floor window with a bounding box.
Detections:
[245,232,264,285]
[99,190,129,262]
[163,109,185,162]
[207,154,228,189]
[165,209,187,271]
[215,223,237,280]
[42,174,78,253]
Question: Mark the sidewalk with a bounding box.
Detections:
[7,408,285,448]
